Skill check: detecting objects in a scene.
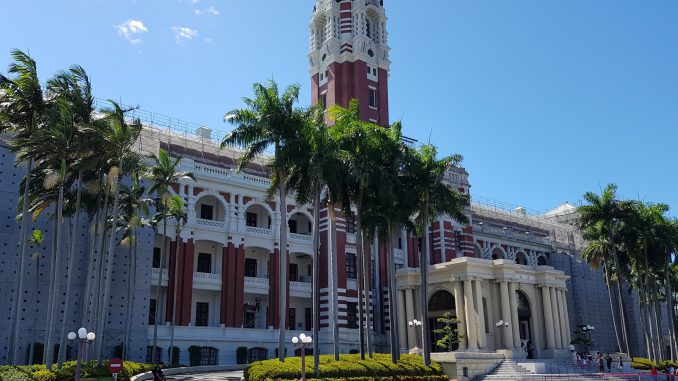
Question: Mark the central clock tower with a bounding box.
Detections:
[309,0,390,127]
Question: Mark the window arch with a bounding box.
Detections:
[515,252,528,265]
[537,255,548,266]
[491,247,505,260]
[248,347,268,362]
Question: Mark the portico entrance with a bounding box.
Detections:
[428,290,458,352]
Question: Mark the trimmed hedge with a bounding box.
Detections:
[0,360,154,381]
[245,354,444,381]
[630,357,678,372]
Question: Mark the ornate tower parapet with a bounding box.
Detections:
[309,0,390,126]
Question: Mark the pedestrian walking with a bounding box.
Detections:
[152,361,166,381]
[597,353,604,372]
[617,356,624,372]
[605,353,612,372]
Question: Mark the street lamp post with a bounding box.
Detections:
[292,333,313,381]
[408,319,423,353]
[495,320,510,349]
[67,328,95,381]
[581,325,595,354]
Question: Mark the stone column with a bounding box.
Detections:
[474,280,487,349]
[550,287,562,348]
[397,289,407,351]
[541,286,555,349]
[560,289,572,346]
[405,288,416,349]
[463,280,478,350]
[453,281,467,350]
[499,281,514,348]
[509,282,521,349]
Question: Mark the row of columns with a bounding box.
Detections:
[396,279,572,353]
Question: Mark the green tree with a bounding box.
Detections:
[433,312,463,352]
[147,148,194,363]
[578,183,634,357]
[403,144,469,366]
[221,80,306,362]
[0,49,50,365]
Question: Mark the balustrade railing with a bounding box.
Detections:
[246,226,272,236]
[289,232,313,242]
[196,218,226,229]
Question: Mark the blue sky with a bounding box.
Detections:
[2,1,677,214]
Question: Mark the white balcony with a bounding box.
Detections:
[246,226,272,237]
[290,280,312,298]
[393,248,404,265]
[289,232,313,243]
[193,272,222,291]
[244,276,270,294]
[195,218,225,231]
[151,268,169,287]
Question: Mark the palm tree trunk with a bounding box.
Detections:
[327,193,340,360]
[355,203,366,359]
[610,233,630,357]
[82,185,104,327]
[152,215,169,364]
[169,223,182,365]
[311,186,321,378]
[277,176,288,362]
[97,160,123,364]
[46,184,66,369]
[664,248,676,361]
[124,231,139,361]
[29,251,40,364]
[122,239,133,361]
[644,243,659,360]
[58,170,83,367]
[90,186,110,334]
[602,261,624,353]
[11,157,34,364]
[386,225,400,363]
[654,297,665,361]
[43,220,59,366]
[420,195,431,366]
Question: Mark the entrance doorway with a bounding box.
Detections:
[516,290,533,356]
[428,290,458,352]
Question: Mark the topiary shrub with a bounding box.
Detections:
[188,345,202,366]
[0,361,154,381]
[237,347,249,364]
[245,353,444,381]
[631,357,656,371]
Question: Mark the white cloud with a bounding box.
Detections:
[172,26,199,43]
[116,19,148,44]
[195,5,219,16]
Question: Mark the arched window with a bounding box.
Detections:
[537,255,547,266]
[248,347,268,362]
[200,347,218,365]
[491,248,505,260]
[515,252,528,265]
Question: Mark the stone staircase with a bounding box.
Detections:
[473,359,644,381]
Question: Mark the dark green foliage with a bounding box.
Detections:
[245,353,443,381]
[0,360,154,381]
[236,347,249,365]
[188,345,202,366]
[433,312,462,351]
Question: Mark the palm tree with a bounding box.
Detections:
[0,49,49,364]
[94,101,142,363]
[117,181,150,361]
[221,80,306,362]
[166,195,188,365]
[147,148,194,363]
[403,144,469,366]
[283,106,343,370]
[578,184,633,357]
[328,100,387,358]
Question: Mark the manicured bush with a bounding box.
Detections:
[629,357,678,372]
[0,360,154,381]
[245,353,443,381]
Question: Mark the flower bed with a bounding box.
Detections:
[245,354,446,381]
[0,360,154,381]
